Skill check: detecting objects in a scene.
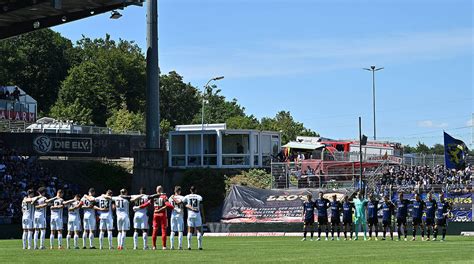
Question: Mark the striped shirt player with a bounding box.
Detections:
[21,189,36,249]
[183,186,204,250]
[169,186,185,249]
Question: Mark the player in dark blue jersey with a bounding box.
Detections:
[396,192,410,241]
[367,194,380,240]
[329,194,342,241]
[433,193,451,241]
[315,192,330,241]
[302,194,316,241]
[411,193,426,241]
[342,195,354,240]
[424,192,437,241]
[381,195,395,240]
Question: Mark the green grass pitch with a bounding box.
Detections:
[0,236,473,263]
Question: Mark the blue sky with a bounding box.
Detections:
[53,0,473,147]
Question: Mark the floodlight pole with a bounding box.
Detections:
[364,66,383,141]
[359,116,363,193]
[146,0,160,149]
[201,76,224,130]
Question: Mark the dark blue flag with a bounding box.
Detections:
[444,132,468,170]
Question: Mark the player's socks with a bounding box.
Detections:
[310,231,314,239]
[442,228,446,240]
[397,226,401,240]
[197,232,203,249]
[337,228,340,238]
[331,227,334,238]
[22,231,27,249]
[161,228,167,248]
[421,229,425,240]
[187,233,192,249]
[427,229,430,239]
[178,232,183,248]
[27,231,33,249]
[99,231,104,249]
[133,232,138,249]
[66,234,71,249]
[325,228,329,239]
[107,231,113,249]
[82,231,87,248]
[143,233,148,249]
[40,230,46,248]
[74,234,79,248]
[34,230,38,249]
[317,227,321,238]
[58,233,62,248]
[412,228,416,238]
[88,232,94,248]
[170,231,175,248]
[50,233,54,249]
[152,229,158,248]
[404,228,408,239]
[117,232,122,248]
[121,231,127,248]
[433,228,438,239]
[303,231,307,239]
[369,227,372,238]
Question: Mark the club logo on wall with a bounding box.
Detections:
[32,136,92,154]
[33,135,53,154]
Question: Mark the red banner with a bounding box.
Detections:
[0,110,35,122]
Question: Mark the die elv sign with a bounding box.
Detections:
[33,135,92,154]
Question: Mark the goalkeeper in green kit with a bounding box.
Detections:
[353,192,368,241]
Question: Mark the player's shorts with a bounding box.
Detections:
[83,216,96,231]
[22,217,33,229]
[99,217,114,230]
[133,214,149,230]
[331,217,340,225]
[382,220,391,226]
[397,217,407,225]
[187,216,202,228]
[425,218,435,226]
[368,217,378,225]
[317,216,328,225]
[412,217,422,226]
[170,216,185,232]
[436,218,447,227]
[354,217,366,224]
[50,218,63,230]
[68,219,82,232]
[117,216,130,231]
[33,217,46,229]
[343,218,352,224]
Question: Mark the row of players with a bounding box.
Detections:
[301,192,451,241]
[21,185,204,250]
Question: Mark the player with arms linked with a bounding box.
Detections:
[411,193,426,241]
[342,195,355,240]
[395,192,410,241]
[424,192,437,241]
[329,194,342,241]
[315,192,330,241]
[433,193,451,241]
[301,193,315,241]
[183,186,204,250]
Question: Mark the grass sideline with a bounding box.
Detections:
[0,236,473,263]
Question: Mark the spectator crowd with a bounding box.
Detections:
[0,86,21,101]
[0,143,78,222]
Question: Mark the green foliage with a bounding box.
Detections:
[49,98,93,125]
[106,107,145,134]
[179,169,226,211]
[81,161,132,194]
[225,169,272,191]
[260,111,318,144]
[160,119,172,138]
[160,71,200,127]
[0,29,77,112]
[226,115,260,129]
[431,144,445,155]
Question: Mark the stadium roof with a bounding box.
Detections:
[0,0,144,40]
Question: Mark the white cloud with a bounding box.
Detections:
[467,117,474,126]
[417,120,449,128]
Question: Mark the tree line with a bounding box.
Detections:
[0,29,316,143]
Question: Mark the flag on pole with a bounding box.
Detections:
[444,132,468,170]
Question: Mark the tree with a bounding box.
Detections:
[226,115,260,129]
[431,144,445,155]
[160,119,172,138]
[260,111,318,144]
[49,99,93,125]
[106,107,145,134]
[403,145,415,154]
[415,141,431,154]
[0,29,77,112]
[160,71,200,127]
[51,35,146,125]
[192,85,246,124]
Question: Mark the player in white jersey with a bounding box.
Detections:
[21,189,39,249]
[64,194,83,249]
[86,190,114,250]
[80,188,97,249]
[169,186,185,250]
[131,187,150,250]
[33,187,57,250]
[182,186,204,250]
[49,189,65,249]
[112,188,143,250]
